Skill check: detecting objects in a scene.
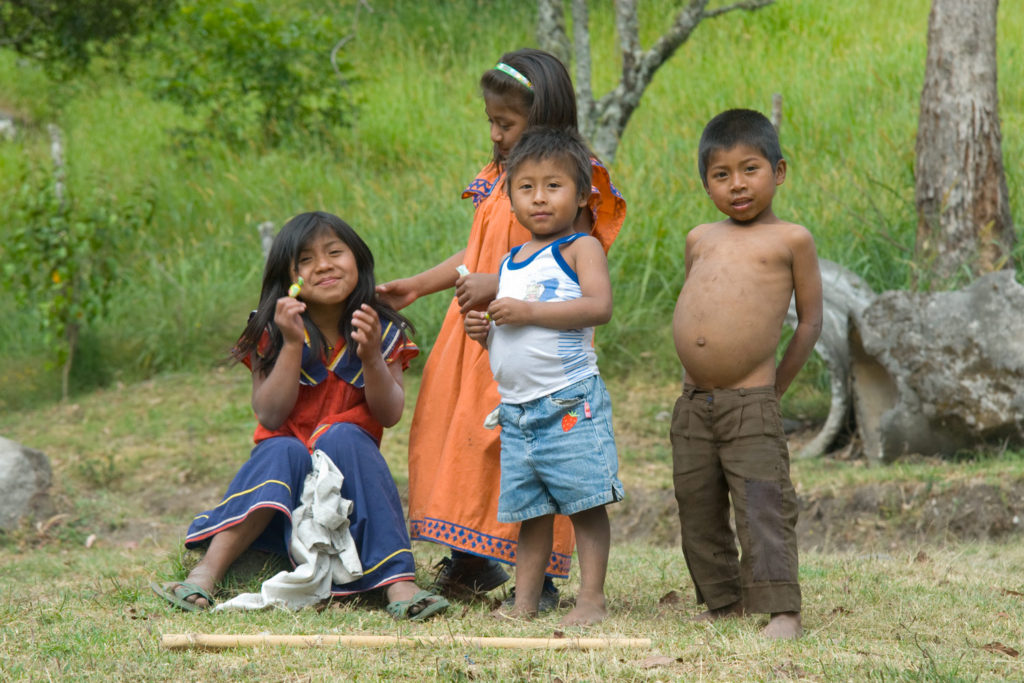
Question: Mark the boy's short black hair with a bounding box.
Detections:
[504,126,592,201]
[698,109,783,186]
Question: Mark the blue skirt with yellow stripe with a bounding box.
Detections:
[185,422,416,595]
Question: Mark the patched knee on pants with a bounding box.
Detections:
[746,479,792,582]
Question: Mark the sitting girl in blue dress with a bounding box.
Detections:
[151,211,448,620]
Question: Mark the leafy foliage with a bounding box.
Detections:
[144,0,356,147]
[0,0,174,78]
[2,165,155,396]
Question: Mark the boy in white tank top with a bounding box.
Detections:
[465,127,623,626]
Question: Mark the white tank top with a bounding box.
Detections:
[489,233,599,403]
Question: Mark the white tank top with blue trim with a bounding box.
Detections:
[488,233,599,404]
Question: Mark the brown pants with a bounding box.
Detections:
[670,385,800,614]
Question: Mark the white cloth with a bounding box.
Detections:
[489,232,599,403]
[214,449,362,611]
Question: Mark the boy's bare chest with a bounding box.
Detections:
[688,233,792,290]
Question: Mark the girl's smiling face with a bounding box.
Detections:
[292,229,358,309]
[484,92,529,161]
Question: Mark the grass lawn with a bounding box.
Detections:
[1,369,1022,680]
[3,535,1023,680]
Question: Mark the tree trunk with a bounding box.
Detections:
[48,122,73,401]
[570,0,595,145]
[914,0,1014,286]
[536,0,571,67]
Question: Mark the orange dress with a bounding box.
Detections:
[407,159,625,577]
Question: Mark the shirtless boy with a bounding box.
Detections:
[671,108,823,640]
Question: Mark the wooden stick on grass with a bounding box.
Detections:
[161,633,652,651]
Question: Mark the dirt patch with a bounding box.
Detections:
[797,478,1024,550]
[611,422,1024,551]
[610,478,1024,551]
[61,418,1024,556]
[60,470,1024,562]
[135,457,1024,555]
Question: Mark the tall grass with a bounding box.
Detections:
[0,0,1021,409]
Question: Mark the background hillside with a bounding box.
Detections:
[1,0,1022,412]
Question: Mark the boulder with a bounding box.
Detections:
[0,436,53,530]
[258,220,276,260]
[786,258,875,457]
[0,109,15,141]
[850,270,1024,462]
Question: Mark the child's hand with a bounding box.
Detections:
[486,297,529,326]
[351,304,383,362]
[274,296,307,346]
[456,272,499,314]
[376,279,417,311]
[464,310,491,344]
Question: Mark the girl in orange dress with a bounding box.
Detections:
[377,49,625,607]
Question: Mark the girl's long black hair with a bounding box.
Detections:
[481,47,579,169]
[232,211,413,375]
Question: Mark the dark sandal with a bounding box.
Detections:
[431,555,510,597]
[501,582,562,613]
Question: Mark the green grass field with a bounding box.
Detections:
[1,370,1022,680]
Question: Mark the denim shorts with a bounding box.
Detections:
[497,375,624,523]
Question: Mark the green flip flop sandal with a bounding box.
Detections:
[150,581,215,612]
[386,589,450,622]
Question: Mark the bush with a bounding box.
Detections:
[0,0,174,78]
[1,162,155,398]
[144,0,356,147]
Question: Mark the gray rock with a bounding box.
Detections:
[786,258,875,457]
[258,221,276,260]
[850,270,1024,462]
[0,437,53,530]
[0,109,15,141]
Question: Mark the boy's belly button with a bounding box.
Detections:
[696,337,706,346]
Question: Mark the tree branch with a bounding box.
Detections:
[615,0,641,63]
[553,0,776,161]
[330,0,372,80]
[703,0,775,19]
[641,0,707,77]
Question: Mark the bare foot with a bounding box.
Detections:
[558,598,606,626]
[385,580,420,605]
[761,611,802,639]
[693,600,744,622]
[491,605,537,621]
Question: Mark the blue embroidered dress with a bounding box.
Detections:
[185,322,419,596]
